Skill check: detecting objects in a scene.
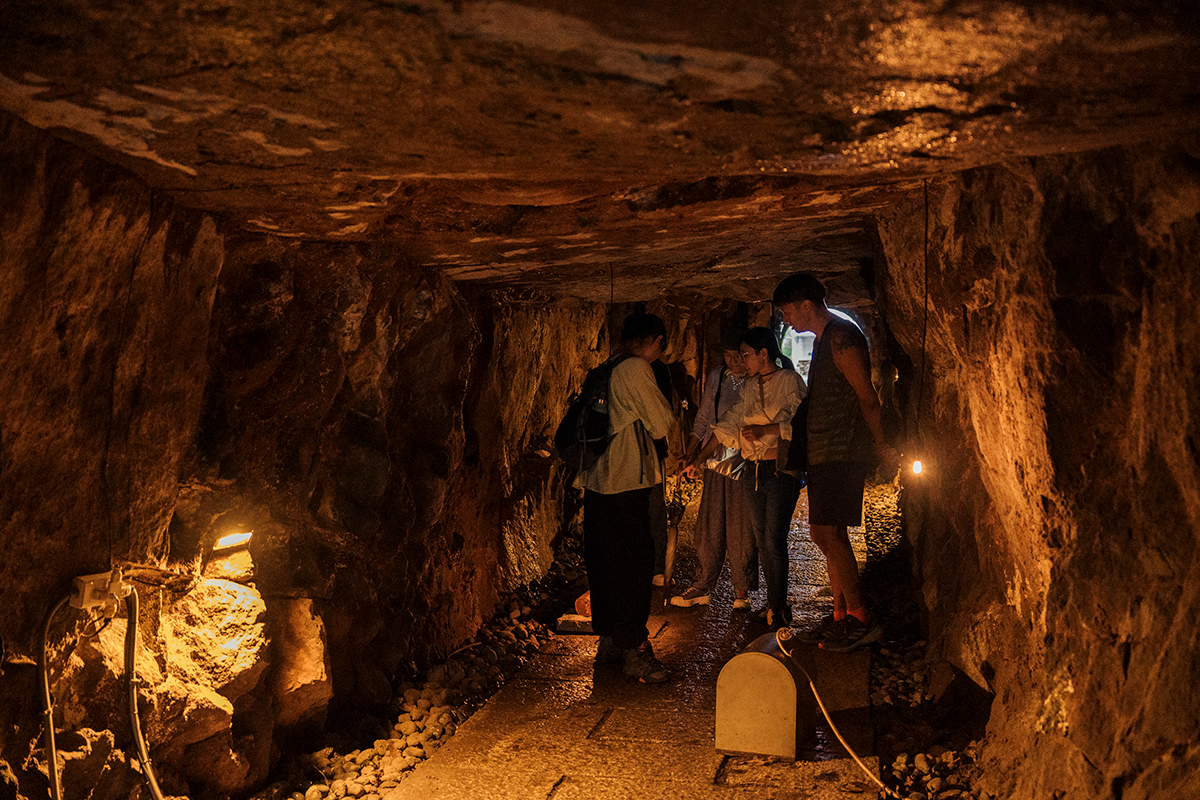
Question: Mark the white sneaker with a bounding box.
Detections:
[652,574,665,586]
[732,590,751,610]
[670,587,711,607]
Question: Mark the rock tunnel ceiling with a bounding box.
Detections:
[2,0,1198,301]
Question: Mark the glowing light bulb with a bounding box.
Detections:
[912,460,923,475]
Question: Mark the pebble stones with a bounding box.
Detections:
[287,603,555,799]
[887,742,993,800]
[871,642,994,799]
[871,641,932,708]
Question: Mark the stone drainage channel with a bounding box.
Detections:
[256,482,996,800]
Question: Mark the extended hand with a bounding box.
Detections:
[874,441,900,474]
[741,424,766,442]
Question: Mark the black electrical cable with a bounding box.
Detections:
[79,615,113,640]
[102,190,158,571]
[42,577,176,800]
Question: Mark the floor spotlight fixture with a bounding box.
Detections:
[911,459,924,475]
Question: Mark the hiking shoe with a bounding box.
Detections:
[732,591,752,610]
[623,642,670,684]
[595,636,628,664]
[794,614,844,645]
[766,607,794,631]
[670,587,711,607]
[819,617,883,652]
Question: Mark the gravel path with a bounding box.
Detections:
[256,479,999,800]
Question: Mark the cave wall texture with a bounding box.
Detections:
[0,114,620,797]
[875,141,1200,799]
[2,107,1199,800]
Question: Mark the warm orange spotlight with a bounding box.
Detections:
[214,531,253,551]
[912,460,923,475]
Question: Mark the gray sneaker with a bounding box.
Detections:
[670,586,711,607]
[623,642,670,684]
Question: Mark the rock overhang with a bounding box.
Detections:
[2,0,1197,302]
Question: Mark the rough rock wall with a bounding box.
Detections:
[0,113,231,797]
[0,113,609,798]
[0,113,222,653]
[874,143,1200,800]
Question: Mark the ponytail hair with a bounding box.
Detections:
[620,302,667,345]
[741,327,794,371]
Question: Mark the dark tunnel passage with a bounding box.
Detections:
[2,2,1199,799]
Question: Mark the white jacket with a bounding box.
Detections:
[713,368,807,463]
[576,356,675,494]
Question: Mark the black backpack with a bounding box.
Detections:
[554,353,633,474]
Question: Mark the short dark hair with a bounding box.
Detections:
[620,303,667,344]
[773,272,827,307]
[740,326,794,371]
[719,325,749,351]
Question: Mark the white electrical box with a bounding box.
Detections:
[70,572,115,610]
[69,569,130,616]
[715,631,817,759]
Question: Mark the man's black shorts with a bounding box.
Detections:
[807,461,872,527]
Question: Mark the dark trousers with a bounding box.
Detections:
[649,480,667,574]
[742,461,803,613]
[584,487,655,650]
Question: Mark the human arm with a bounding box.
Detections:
[684,379,749,476]
[742,422,779,442]
[682,433,725,478]
[830,327,894,463]
[710,381,749,450]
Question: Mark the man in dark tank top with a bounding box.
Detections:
[773,272,897,652]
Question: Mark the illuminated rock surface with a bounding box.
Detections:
[0,2,1197,799]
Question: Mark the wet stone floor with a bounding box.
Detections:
[387,486,888,800]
